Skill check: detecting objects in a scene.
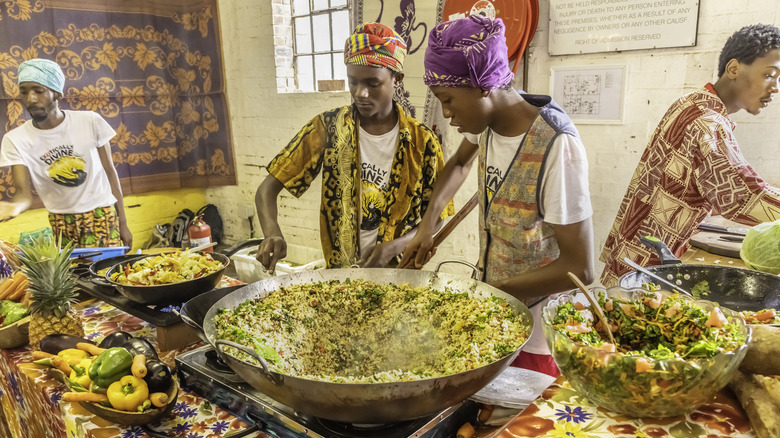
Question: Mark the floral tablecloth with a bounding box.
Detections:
[0,277,268,438]
[492,376,754,438]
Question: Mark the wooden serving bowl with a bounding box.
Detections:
[0,316,29,349]
[77,378,179,426]
[53,369,179,426]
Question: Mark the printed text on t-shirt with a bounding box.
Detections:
[361,163,389,190]
[486,165,504,194]
[40,144,76,165]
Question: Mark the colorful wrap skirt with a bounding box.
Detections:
[48,206,121,248]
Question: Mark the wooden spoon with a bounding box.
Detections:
[567,272,615,345]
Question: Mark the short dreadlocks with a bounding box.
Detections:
[718,24,780,77]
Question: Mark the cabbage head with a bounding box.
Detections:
[740,220,780,274]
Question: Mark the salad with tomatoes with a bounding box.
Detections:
[542,288,749,417]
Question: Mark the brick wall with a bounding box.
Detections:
[271,0,296,92]
[209,0,351,264]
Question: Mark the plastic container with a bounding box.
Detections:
[70,247,129,261]
[230,247,325,284]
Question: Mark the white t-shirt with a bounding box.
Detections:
[464,129,592,355]
[358,123,399,255]
[0,110,117,214]
[464,130,593,225]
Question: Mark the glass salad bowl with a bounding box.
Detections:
[542,286,750,418]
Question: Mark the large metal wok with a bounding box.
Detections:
[619,237,780,312]
[200,267,533,424]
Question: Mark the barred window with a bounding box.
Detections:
[291,0,350,92]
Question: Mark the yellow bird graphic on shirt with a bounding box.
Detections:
[361,179,386,231]
[48,155,87,187]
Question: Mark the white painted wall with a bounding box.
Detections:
[209,0,351,264]
[211,0,780,282]
[528,1,780,280]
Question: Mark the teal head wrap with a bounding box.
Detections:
[18,59,65,94]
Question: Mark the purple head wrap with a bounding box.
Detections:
[424,15,514,90]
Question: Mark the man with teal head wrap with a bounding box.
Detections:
[18,59,65,94]
[0,58,133,249]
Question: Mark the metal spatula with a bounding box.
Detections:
[623,257,692,297]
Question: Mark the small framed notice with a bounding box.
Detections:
[550,65,627,124]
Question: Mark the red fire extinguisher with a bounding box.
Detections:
[187,214,213,252]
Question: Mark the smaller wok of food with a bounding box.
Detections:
[109,251,224,286]
[214,279,531,383]
[542,287,749,418]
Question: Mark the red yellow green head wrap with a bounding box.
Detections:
[344,22,407,72]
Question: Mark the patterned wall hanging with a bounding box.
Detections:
[0,0,235,205]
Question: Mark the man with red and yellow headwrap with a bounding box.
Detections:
[254,22,452,271]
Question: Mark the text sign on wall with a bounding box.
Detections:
[549,0,700,55]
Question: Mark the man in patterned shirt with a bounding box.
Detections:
[601,24,780,286]
[254,23,451,272]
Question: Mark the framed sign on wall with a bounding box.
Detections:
[548,0,700,55]
[550,65,627,124]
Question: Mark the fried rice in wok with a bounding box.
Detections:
[214,279,529,383]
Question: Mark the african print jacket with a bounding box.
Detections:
[477,94,577,304]
[600,84,780,286]
[267,102,452,268]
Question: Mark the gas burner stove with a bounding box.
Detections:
[176,345,479,438]
[72,270,182,326]
[74,268,245,327]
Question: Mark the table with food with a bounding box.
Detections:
[1,219,779,438]
[487,219,780,438]
[0,238,540,437]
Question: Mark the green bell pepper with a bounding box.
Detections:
[88,347,133,388]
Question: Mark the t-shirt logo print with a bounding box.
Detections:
[485,165,504,203]
[48,154,87,187]
[40,144,88,187]
[361,179,385,231]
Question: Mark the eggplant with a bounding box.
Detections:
[39,334,95,355]
[143,359,173,392]
[97,331,134,349]
[122,337,159,360]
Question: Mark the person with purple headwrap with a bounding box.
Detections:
[422,15,514,90]
[255,22,452,272]
[401,15,595,377]
[0,58,133,249]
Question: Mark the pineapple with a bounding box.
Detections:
[17,235,84,350]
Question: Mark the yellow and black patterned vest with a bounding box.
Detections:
[477,93,578,294]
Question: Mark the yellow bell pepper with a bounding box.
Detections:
[58,348,90,365]
[69,358,93,389]
[106,375,149,412]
